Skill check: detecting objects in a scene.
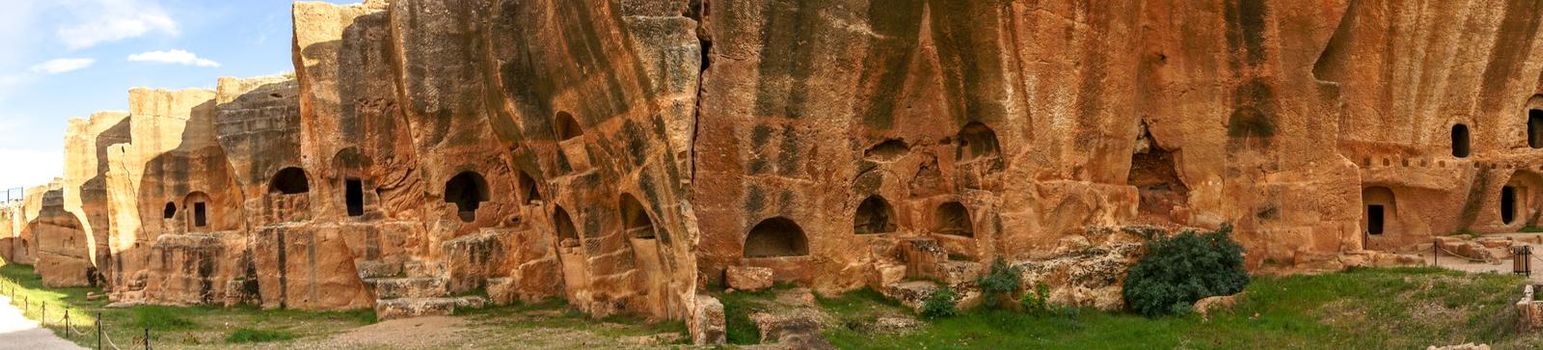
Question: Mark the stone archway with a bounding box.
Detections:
[854,195,896,234]
[744,217,808,257]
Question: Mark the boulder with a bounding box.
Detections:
[727,266,774,291]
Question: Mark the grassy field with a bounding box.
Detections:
[5,262,1538,349]
[0,264,375,349]
[808,267,1541,349]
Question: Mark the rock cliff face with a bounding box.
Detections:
[6,0,1543,344]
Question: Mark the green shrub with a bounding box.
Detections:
[977,258,1023,309]
[920,286,959,319]
[226,328,296,343]
[1018,282,1050,313]
[1122,223,1250,317]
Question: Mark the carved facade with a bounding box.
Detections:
[4,0,1543,344]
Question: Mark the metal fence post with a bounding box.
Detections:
[64,309,70,339]
[96,312,103,350]
[144,328,151,350]
[41,303,45,327]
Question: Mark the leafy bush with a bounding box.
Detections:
[1122,223,1250,316]
[226,328,296,343]
[976,258,1022,309]
[1018,282,1050,313]
[920,286,959,319]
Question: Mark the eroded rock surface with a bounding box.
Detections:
[6,0,1543,345]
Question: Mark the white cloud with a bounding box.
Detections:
[30,58,95,74]
[56,0,178,50]
[127,49,219,67]
[0,148,62,191]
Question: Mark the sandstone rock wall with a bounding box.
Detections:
[8,0,1543,344]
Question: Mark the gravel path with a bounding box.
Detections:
[0,295,83,350]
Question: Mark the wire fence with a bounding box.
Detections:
[0,275,152,350]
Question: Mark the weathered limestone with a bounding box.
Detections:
[6,0,1543,345]
[32,183,91,287]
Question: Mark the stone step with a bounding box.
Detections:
[374,297,457,320]
[404,259,446,277]
[364,277,447,299]
[373,296,489,321]
[356,259,405,279]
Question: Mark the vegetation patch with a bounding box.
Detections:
[1123,224,1249,316]
[225,328,296,343]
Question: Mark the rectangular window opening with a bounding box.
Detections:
[1367,205,1385,235]
[194,202,208,227]
[346,178,365,217]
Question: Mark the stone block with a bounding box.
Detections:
[726,265,774,291]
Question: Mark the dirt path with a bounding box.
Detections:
[0,295,83,350]
[1423,232,1543,285]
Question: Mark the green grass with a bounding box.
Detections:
[130,306,197,330]
[0,263,375,348]
[225,328,296,343]
[719,286,784,344]
[1520,226,1543,233]
[456,298,688,341]
[819,267,1539,349]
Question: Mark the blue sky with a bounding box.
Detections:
[0,0,353,192]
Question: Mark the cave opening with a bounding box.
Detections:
[1452,124,1471,158]
[519,171,541,205]
[1530,110,1543,149]
[163,202,176,219]
[1502,185,1518,225]
[345,178,364,217]
[620,194,656,239]
[744,217,808,258]
[194,202,207,227]
[955,122,1001,162]
[1128,126,1190,222]
[853,195,896,234]
[1362,186,1396,241]
[934,202,973,237]
[445,171,489,222]
[553,206,579,247]
[269,167,311,194]
[1366,205,1384,235]
[555,111,583,141]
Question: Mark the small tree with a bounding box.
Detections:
[976,258,1022,309]
[1122,223,1249,316]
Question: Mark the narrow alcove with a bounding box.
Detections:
[744,217,808,257]
[553,206,580,247]
[853,195,896,234]
[1362,186,1396,238]
[1451,124,1471,158]
[555,111,583,141]
[184,192,212,229]
[934,202,973,237]
[620,194,656,239]
[519,170,541,205]
[194,202,207,227]
[1530,110,1543,149]
[1366,205,1385,235]
[345,178,364,217]
[955,122,1001,162]
[269,167,311,194]
[444,171,489,222]
[1502,186,1518,225]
